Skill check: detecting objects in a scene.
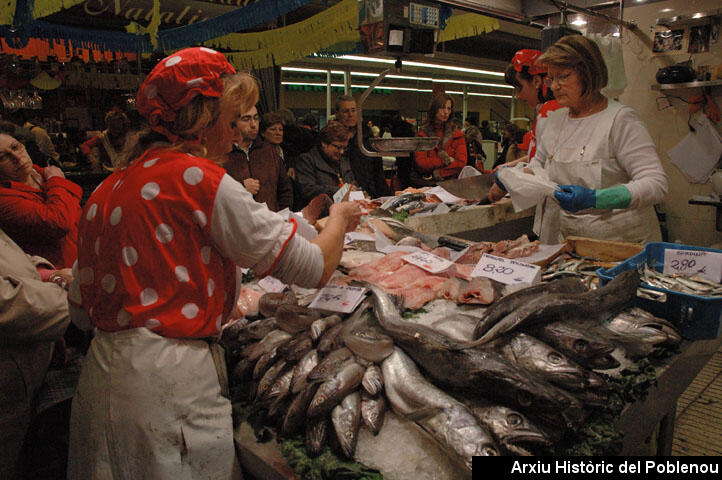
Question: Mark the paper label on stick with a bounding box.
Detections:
[333,183,352,203]
[349,190,366,201]
[258,276,287,293]
[308,285,367,313]
[471,253,541,285]
[402,251,454,274]
[663,249,722,282]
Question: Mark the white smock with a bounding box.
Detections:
[536,100,666,243]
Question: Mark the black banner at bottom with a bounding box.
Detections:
[472,457,721,479]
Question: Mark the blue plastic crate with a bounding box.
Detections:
[597,242,722,340]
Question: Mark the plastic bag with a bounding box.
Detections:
[497,162,558,212]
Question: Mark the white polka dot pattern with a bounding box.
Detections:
[79,267,94,285]
[86,203,98,221]
[110,207,122,225]
[201,246,212,265]
[186,77,204,87]
[207,278,215,296]
[94,237,100,255]
[145,318,161,329]
[215,314,223,331]
[192,210,207,227]
[175,265,190,282]
[200,47,217,54]
[183,167,204,185]
[182,303,199,319]
[155,224,173,243]
[165,56,182,67]
[117,309,131,326]
[143,157,159,168]
[141,182,160,200]
[101,274,116,293]
[140,288,159,306]
[113,179,122,190]
[122,246,138,266]
[144,84,158,99]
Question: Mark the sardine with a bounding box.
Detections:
[361,364,384,396]
[305,417,328,457]
[307,361,365,417]
[259,290,297,318]
[307,347,354,384]
[381,347,499,468]
[360,391,386,435]
[468,403,551,456]
[282,384,319,437]
[331,391,362,458]
[310,314,342,341]
[275,304,321,334]
[289,349,319,394]
[473,277,587,339]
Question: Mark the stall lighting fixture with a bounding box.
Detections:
[335,55,505,77]
[571,17,587,26]
[280,81,512,98]
[281,67,513,89]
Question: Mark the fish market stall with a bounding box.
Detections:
[225,232,722,478]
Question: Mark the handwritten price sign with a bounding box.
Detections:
[402,251,454,274]
[663,249,722,283]
[471,253,541,286]
[308,285,367,313]
[258,276,287,293]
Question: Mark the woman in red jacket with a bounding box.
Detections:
[412,94,467,184]
[0,124,81,268]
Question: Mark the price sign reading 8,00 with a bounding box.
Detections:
[482,263,514,276]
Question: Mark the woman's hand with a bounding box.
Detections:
[43,165,65,180]
[49,268,73,290]
[488,183,506,203]
[329,201,362,233]
[243,178,260,195]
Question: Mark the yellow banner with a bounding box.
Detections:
[33,0,87,20]
[438,13,500,42]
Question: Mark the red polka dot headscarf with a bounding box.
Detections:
[511,49,547,76]
[137,47,236,141]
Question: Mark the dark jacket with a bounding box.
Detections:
[282,125,317,170]
[346,127,391,199]
[223,139,293,212]
[295,145,355,207]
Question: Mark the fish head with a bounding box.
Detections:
[476,406,552,453]
[511,334,588,386]
[586,354,620,370]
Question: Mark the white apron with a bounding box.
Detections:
[68,328,241,480]
[545,101,661,244]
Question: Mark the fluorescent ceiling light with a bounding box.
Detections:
[571,17,587,26]
[692,12,704,18]
[280,81,512,98]
[281,67,513,89]
[337,55,504,77]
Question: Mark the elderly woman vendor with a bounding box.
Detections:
[498,35,667,243]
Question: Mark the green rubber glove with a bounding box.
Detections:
[595,185,632,210]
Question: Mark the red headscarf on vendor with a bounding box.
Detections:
[508,49,553,101]
[136,47,236,142]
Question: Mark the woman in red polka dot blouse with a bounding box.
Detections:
[66,47,361,479]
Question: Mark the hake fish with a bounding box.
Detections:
[360,391,386,435]
[275,304,321,334]
[310,314,342,341]
[531,321,618,371]
[361,364,384,396]
[466,403,551,456]
[258,290,297,318]
[331,391,362,458]
[289,349,319,394]
[307,361,365,418]
[282,384,319,436]
[381,347,499,468]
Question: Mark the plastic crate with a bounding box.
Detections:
[597,242,722,340]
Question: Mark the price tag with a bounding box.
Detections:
[349,190,366,201]
[470,253,541,286]
[258,276,287,293]
[309,285,367,313]
[402,251,454,274]
[663,249,722,282]
[426,186,462,203]
[333,183,352,203]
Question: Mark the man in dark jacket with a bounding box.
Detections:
[223,105,293,212]
[335,95,391,199]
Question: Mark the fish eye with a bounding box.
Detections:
[547,352,563,363]
[482,446,499,456]
[507,413,522,426]
[573,339,588,352]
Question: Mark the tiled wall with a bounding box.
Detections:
[620,0,722,246]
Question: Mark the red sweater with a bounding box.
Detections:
[414,127,468,179]
[0,165,82,268]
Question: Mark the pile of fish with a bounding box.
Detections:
[640,265,722,297]
[222,269,681,470]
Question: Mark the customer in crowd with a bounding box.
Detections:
[335,95,391,199]
[22,113,61,166]
[223,107,292,212]
[80,108,131,172]
[0,125,82,268]
[412,93,467,184]
[300,112,318,132]
[465,125,486,171]
[493,36,668,243]
[480,119,499,142]
[493,122,527,169]
[388,114,416,191]
[295,120,356,206]
[279,109,316,177]
[1,227,71,480]
[67,47,361,480]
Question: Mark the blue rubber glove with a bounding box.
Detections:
[493,170,507,192]
[554,184,596,212]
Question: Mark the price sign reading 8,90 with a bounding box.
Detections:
[663,249,722,283]
[471,253,541,286]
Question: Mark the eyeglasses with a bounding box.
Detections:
[543,72,573,87]
[330,143,347,151]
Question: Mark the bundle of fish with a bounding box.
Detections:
[222,270,681,469]
[640,265,722,297]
